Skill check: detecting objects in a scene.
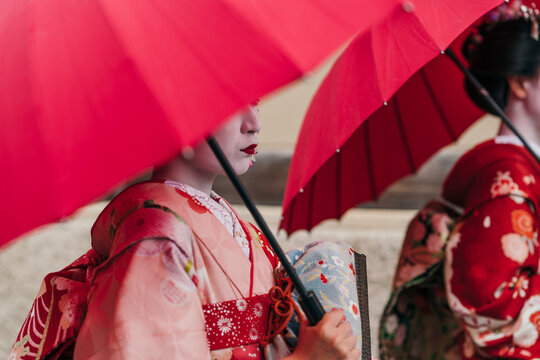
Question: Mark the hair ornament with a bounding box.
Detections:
[463,0,540,59]
[483,0,539,40]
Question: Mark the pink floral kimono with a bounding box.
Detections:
[9,181,290,360]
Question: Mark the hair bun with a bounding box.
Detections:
[461,2,540,114]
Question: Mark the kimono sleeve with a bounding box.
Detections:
[445,159,540,357]
[74,216,210,359]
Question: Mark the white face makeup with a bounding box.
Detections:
[190,106,261,177]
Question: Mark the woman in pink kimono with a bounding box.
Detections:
[9,106,360,360]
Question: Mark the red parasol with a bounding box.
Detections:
[0,0,395,247]
[281,0,502,234]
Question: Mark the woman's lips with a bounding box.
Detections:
[241,144,258,155]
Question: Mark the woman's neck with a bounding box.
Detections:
[151,156,215,195]
[501,99,540,145]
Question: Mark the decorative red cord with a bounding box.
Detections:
[261,269,305,346]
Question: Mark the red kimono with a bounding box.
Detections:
[443,138,540,358]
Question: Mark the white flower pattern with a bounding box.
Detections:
[253,303,263,318]
[249,327,258,341]
[236,299,247,312]
[217,316,233,335]
[491,171,518,196]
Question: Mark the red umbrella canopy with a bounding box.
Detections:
[0,0,398,247]
[281,0,502,234]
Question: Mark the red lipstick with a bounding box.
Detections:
[241,144,258,155]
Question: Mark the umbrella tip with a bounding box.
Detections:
[402,1,415,13]
[181,146,195,160]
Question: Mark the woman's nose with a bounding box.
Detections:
[241,106,261,134]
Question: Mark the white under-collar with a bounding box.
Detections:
[494,135,540,156]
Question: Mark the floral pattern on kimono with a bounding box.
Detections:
[9,181,285,360]
[380,138,540,360]
[10,181,364,360]
[443,141,540,359]
[378,200,462,360]
[8,250,104,360]
[284,241,363,349]
[75,181,287,359]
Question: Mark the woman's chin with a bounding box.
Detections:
[234,161,252,176]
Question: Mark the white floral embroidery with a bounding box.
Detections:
[494,275,529,300]
[483,216,491,228]
[217,316,233,335]
[501,233,529,264]
[463,316,510,347]
[249,327,258,341]
[519,349,532,357]
[253,303,263,318]
[515,322,538,347]
[514,295,540,348]
[236,299,247,312]
[524,174,536,185]
[491,171,525,199]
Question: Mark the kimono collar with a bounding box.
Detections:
[442,138,540,208]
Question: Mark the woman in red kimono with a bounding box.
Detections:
[9,106,360,360]
[380,2,540,359]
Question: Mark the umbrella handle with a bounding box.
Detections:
[206,136,325,325]
[354,253,371,360]
[445,48,540,165]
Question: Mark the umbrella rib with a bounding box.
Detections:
[336,150,342,219]
[364,119,377,200]
[286,196,296,234]
[392,96,416,173]
[307,173,317,230]
[420,68,457,141]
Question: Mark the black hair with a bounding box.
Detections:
[463,18,540,114]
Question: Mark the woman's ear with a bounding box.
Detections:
[508,75,530,99]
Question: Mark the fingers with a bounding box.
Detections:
[340,333,357,351]
[337,317,353,334]
[320,308,346,327]
[349,347,361,360]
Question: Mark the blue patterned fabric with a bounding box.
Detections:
[285,241,362,347]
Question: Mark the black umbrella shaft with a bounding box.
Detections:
[207,137,325,325]
[445,48,540,165]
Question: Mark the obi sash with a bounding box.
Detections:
[203,293,271,350]
[203,269,301,353]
